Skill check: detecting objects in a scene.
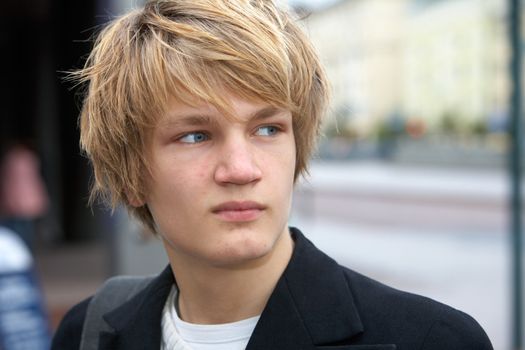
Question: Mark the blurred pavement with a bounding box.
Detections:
[34,240,108,330]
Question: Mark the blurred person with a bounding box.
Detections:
[0,225,51,349]
[0,144,49,251]
[52,1,493,349]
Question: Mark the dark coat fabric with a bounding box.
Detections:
[52,227,493,350]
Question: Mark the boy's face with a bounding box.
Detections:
[136,95,296,267]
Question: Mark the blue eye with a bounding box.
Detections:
[179,132,209,144]
[255,125,280,137]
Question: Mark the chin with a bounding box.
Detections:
[208,234,277,267]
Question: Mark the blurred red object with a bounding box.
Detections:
[0,145,48,219]
[405,118,426,139]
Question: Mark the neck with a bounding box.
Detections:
[165,227,294,324]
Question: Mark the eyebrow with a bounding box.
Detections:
[162,106,286,128]
[251,106,283,120]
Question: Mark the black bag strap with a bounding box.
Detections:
[79,275,154,350]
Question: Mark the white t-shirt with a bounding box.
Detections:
[161,287,259,350]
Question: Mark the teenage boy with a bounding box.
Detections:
[52,1,494,349]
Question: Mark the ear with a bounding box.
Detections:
[125,190,145,208]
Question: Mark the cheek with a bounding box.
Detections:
[171,161,213,205]
[265,135,296,164]
[157,153,210,185]
[266,143,296,190]
[279,139,297,177]
[196,166,209,181]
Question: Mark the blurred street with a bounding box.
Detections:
[38,161,514,348]
[34,239,108,330]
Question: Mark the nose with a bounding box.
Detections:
[214,139,262,186]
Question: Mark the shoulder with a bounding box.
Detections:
[51,297,91,350]
[421,306,493,349]
[341,267,493,349]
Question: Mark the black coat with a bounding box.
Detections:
[52,228,493,350]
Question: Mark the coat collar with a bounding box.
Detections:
[98,227,394,350]
[246,227,365,349]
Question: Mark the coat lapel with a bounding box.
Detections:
[247,228,396,350]
[97,266,174,350]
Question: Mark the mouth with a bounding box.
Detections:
[211,201,266,222]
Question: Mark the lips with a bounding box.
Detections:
[212,201,266,222]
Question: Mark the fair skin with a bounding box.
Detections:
[132,95,296,324]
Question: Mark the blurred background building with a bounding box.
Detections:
[0,0,522,349]
[306,0,408,136]
[306,0,511,167]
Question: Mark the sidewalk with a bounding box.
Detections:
[303,160,508,201]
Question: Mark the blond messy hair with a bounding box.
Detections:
[73,0,329,234]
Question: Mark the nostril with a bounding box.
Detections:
[214,159,262,185]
